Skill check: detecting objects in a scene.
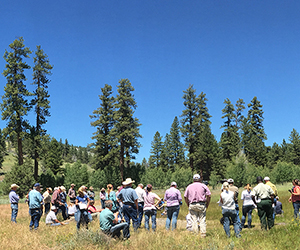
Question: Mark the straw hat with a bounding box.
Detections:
[122,178,135,185]
[11,184,19,189]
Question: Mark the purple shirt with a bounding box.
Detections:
[9,190,19,204]
[164,187,182,207]
[143,192,161,211]
[184,182,211,204]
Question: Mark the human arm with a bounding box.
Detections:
[113,212,119,224]
[134,199,138,211]
[206,195,211,208]
[184,196,189,207]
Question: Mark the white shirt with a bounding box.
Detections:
[46,211,57,224]
[135,186,145,203]
[221,190,235,210]
[241,190,255,207]
[68,204,78,215]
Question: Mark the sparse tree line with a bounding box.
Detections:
[1,37,300,197]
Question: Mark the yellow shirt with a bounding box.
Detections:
[265,181,278,196]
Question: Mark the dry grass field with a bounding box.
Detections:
[0,185,299,250]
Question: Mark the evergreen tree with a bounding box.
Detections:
[160,133,172,171]
[267,142,282,168]
[43,138,63,175]
[234,98,245,129]
[1,37,32,165]
[90,84,116,170]
[168,116,185,170]
[64,161,89,189]
[288,128,300,165]
[149,131,163,168]
[180,85,200,171]
[0,129,6,168]
[241,97,267,166]
[31,45,52,180]
[114,79,141,180]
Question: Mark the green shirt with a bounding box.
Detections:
[99,208,115,231]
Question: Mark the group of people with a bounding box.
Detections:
[8,175,300,239]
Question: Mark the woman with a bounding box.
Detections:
[143,184,161,231]
[106,184,118,213]
[241,183,255,228]
[75,187,90,229]
[288,179,300,218]
[164,181,182,230]
[220,182,241,238]
[100,188,106,209]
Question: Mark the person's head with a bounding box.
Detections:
[293,179,300,186]
[51,205,57,212]
[11,184,19,191]
[34,183,42,191]
[256,176,263,183]
[244,183,251,191]
[71,184,75,189]
[89,200,95,205]
[146,184,152,193]
[263,176,270,183]
[227,178,234,185]
[47,187,53,194]
[78,187,85,197]
[276,196,279,200]
[101,188,105,193]
[89,186,94,191]
[70,200,75,205]
[122,178,135,187]
[138,184,143,188]
[105,200,113,210]
[193,174,201,182]
[60,186,66,192]
[107,184,113,190]
[171,182,177,188]
[222,182,229,191]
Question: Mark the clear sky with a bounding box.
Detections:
[1,1,300,162]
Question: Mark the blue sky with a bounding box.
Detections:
[1,1,300,162]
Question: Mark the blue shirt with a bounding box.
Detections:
[106,191,117,210]
[9,190,19,204]
[99,208,115,231]
[28,189,43,209]
[117,186,138,204]
[76,195,88,204]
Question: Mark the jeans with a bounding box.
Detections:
[104,222,130,239]
[11,203,18,223]
[293,202,300,218]
[241,205,254,228]
[165,205,180,230]
[257,199,274,230]
[44,203,51,214]
[222,208,241,238]
[235,203,242,231]
[189,202,206,235]
[75,209,89,229]
[137,202,144,227]
[29,208,42,230]
[58,204,68,220]
[101,199,106,209]
[144,209,157,231]
[122,204,138,230]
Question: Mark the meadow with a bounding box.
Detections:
[0,184,298,250]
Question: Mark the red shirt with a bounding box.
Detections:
[292,186,300,202]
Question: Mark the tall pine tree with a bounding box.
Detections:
[1,37,32,165]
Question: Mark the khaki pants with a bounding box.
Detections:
[189,203,206,236]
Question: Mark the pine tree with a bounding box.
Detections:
[43,138,63,175]
[90,84,116,170]
[31,45,52,180]
[149,131,163,168]
[288,128,300,165]
[114,79,141,180]
[1,37,32,165]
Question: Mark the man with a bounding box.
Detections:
[251,176,275,230]
[228,178,241,231]
[264,176,278,219]
[117,178,139,231]
[100,200,130,239]
[68,184,76,202]
[51,186,67,220]
[184,174,211,238]
[135,183,145,227]
[46,206,65,226]
[28,183,43,230]
[43,187,52,214]
[9,184,20,223]
[87,186,95,200]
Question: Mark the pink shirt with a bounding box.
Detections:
[164,187,182,207]
[143,192,161,211]
[184,182,211,204]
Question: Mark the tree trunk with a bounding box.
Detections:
[119,138,124,181]
[17,133,23,166]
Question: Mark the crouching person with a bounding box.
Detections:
[46,206,65,226]
[100,200,130,240]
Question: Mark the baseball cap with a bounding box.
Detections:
[227,178,234,183]
[171,181,177,187]
[264,176,270,181]
[193,174,201,180]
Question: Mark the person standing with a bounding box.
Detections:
[264,176,278,219]
[117,178,139,231]
[87,186,95,201]
[241,184,255,228]
[251,176,275,230]
[60,186,68,220]
[164,181,182,230]
[28,183,43,230]
[106,184,118,213]
[100,188,106,209]
[184,174,211,238]
[220,182,241,238]
[288,179,300,218]
[68,184,76,202]
[43,187,52,214]
[227,178,241,231]
[135,183,145,227]
[100,200,130,240]
[143,184,161,232]
[75,187,90,230]
[9,184,20,223]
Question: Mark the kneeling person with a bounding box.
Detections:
[100,200,129,239]
[46,206,65,226]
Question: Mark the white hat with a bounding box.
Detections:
[60,186,66,191]
[51,205,57,210]
[227,178,234,183]
[193,174,201,180]
[264,176,270,181]
[122,178,135,185]
[171,181,177,187]
[11,184,19,189]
